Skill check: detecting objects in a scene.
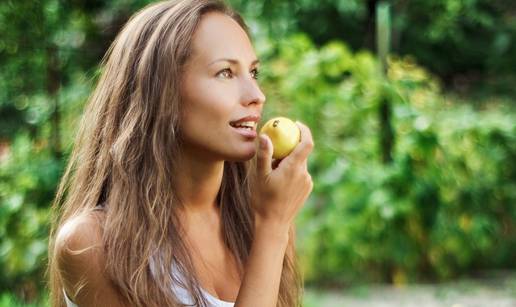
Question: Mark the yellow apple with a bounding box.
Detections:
[260,117,301,159]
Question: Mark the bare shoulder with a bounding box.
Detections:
[54,211,127,306]
[55,211,104,259]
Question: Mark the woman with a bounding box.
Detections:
[48,0,314,306]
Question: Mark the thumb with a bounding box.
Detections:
[256,133,273,176]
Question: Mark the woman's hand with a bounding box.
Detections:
[250,121,314,231]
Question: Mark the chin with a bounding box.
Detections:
[226,147,257,162]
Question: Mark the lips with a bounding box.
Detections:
[229,115,260,139]
[229,115,261,131]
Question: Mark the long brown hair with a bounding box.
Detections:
[47,0,302,306]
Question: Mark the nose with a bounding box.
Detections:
[241,77,266,106]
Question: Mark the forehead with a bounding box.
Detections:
[189,12,256,65]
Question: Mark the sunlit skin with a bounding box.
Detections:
[54,10,314,307]
[175,11,266,300]
[176,11,265,216]
[175,16,314,306]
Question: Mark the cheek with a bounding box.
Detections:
[182,78,235,126]
[181,94,232,144]
[183,95,230,130]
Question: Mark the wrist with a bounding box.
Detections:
[254,217,290,246]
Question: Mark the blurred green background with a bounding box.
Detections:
[1,0,515,306]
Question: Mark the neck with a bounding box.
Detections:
[175,148,225,216]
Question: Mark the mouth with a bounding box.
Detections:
[229,114,261,132]
[229,121,258,131]
[229,115,260,139]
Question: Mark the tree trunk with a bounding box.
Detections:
[46,44,61,158]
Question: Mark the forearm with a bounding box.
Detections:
[234,220,290,307]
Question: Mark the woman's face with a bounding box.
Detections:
[180,12,265,162]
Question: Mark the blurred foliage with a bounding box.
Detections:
[0,0,515,304]
[230,0,516,99]
[0,291,48,307]
[257,33,516,285]
[0,135,59,292]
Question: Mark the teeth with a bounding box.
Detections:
[231,121,256,129]
[238,121,255,127]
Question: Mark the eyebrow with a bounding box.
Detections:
[208,58,260,67]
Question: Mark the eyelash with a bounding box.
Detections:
[217,68,260,80]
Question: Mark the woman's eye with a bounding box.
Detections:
[217,68,233,79]
[251,68,260,80]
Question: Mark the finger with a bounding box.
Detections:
[256,133,273,176]
[285,121,314,164]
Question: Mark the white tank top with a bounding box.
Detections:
[63,261,235,307]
